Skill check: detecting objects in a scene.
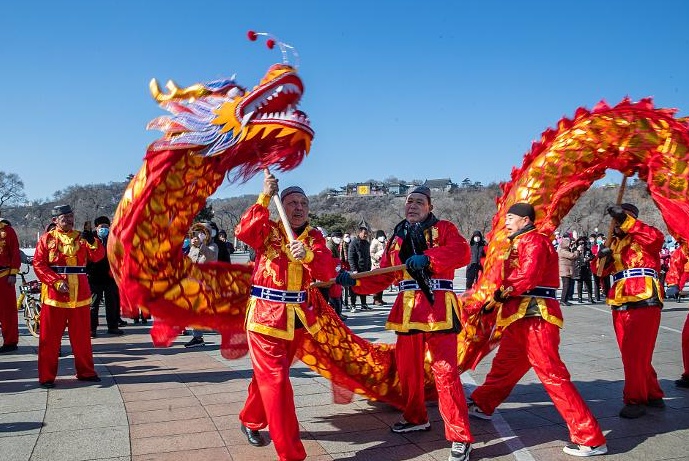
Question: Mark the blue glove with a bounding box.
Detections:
[666,285,680,298]
[335,271,356,287]
[405,255,430,271]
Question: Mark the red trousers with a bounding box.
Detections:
[0,278,19,346]
[612,306,664,404]
[471,317,605,447]
[239,329,306,461]
[683,313,689,378]
[395,331,472,443]
[38,304,96,383]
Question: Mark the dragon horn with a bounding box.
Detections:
[247,30,300,68]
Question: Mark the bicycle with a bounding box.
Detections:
[16,260,42,338]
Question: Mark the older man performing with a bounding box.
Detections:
[33,205,106,388]
[235,171,334,461]
[468,202,607,457]
[337,185,473,461]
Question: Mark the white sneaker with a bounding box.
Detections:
[467,402,492,420]
[562,443,608,457]
[448,442,472,461]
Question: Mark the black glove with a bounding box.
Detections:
[81,230,96,244]
[597,247,612,259]
[666,285,680,298]
[335,270,355,287]
[405,254,430,271]
[607,205,628,225]
[493,288,510,304]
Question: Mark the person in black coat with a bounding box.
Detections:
[572,236,596,303]
[348,226,372,310]
[466,230,487,290]
[86,216,123,336]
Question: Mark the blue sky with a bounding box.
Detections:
[2,0,688,202]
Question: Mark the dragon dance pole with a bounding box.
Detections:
[311,264,407,288]
[263,168,296,242]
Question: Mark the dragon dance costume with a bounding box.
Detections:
[470,222,606,448]
[0,221,21,350]
[665,244,689,384]
[354,215,474,443]
[236,193,335,461]
[599,214,665,407]
[34,225,105,384]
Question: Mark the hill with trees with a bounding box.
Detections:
[0,170,670,247]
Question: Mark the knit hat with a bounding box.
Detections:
[331,229,343,238]
[506,202,536,222]
[621,203,639,218]
[51,204,73,217]
[407,185,431,202]
[94,216,110,227]
[280,186,306,201]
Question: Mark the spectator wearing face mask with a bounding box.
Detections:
[370,230,387,305]
[86,216,124,337]
[185,222,219,347]
[466,230,487,290]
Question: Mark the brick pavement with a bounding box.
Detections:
[2,262,689,460]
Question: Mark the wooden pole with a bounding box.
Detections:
[311,264,407,288]
[263,169,296,242]
[596,174,629,276]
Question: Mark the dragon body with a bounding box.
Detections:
[110,58,689,410]
[458,98,689,368]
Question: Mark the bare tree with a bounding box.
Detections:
[0,171,28,211]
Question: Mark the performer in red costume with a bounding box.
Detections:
[337,185,474,461]
[658,242,689,388]
[0,213,21,353]
[236,171,334,461]
[33,205,105,388]
[597,203,665,418]
[469,203,607,457]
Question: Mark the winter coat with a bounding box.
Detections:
[557,237,579,277]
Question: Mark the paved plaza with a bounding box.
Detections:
[2,257,689,461]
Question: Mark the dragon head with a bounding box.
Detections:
[147,63,313,180]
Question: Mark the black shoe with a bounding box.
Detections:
[78,375,101,382]
[391,419,431,433]
[562,301,572,306]
[40,381,55,389]
[91,331,97,338]
[184,337,205,348]
[361,304,372,310]
[647,398,666,408]
[141,318,148,324]
[118,319,128,327]
[0,344,18,353]
[133,318,140,324]
[107,328,124,335]
[619,404,646,418]
[240,424,267,447]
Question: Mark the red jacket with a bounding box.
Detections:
[600,217,664,307]
[497,226,563,328]
[0,222,21,278]
[33,229,105,308]
[665,245,689,287]
[235,195,335,340]
[355,219,469,333]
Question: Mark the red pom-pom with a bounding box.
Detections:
[247,30,258,41]
[266,39,275,49]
